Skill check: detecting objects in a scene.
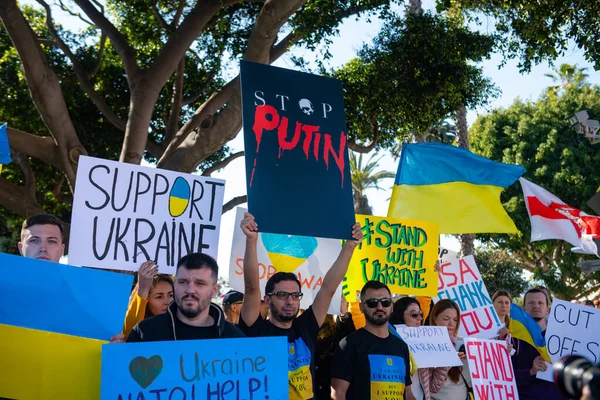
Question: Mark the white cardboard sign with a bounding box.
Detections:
[434,255,502,339]
[394,325,462,368]
[69,156,225,274]
[465,338,519,400]
[229,207,342,315]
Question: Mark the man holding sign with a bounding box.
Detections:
[239,212,363,400]
[331,281,412,400]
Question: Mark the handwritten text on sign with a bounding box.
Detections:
[345,215,439,299]
[545,299,600,363]
[394,325,462,368]
[434,256,501,339]
[101,337,288,400]
[69,156,225,274]
[465,338,519,400]
[228,207,342,315]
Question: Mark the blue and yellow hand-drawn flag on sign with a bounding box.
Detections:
[0,123,12,174]
[387,143,525,234]
[509,303,551,362]
[0,253,133,400]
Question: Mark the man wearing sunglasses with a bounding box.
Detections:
[331,280,412,400]
[239,212,363,400]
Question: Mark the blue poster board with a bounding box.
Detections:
[240,61,356,240]
[101,336,289,400]
[0,252,133,340]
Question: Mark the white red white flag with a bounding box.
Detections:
[519,178,600,256]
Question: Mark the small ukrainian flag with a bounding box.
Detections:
[509,303,551,362]
[387,143,525,234]
[0,123,12,175]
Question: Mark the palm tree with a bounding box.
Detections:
[350,151,395,215]
[545,64,589,94]
[455,105,475,256]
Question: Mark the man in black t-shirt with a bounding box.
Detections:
[331,281,412,400]
[111,253,244,342]
[238,212,363,400]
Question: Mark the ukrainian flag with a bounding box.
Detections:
[388,143,525,234]
[509,303,551,362]
[0,123,11,174]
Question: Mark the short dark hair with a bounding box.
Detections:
[176,253,218,282]
[265,272,301,294]
[524,287,549,306]
[390,296,420,325]
[360,280,391,299]
[21,214,64,241]
[535,285,552,301]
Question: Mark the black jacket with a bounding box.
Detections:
[127,301,244,342]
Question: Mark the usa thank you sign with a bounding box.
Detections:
[70,156,225,274]
[101,337,288,400]
[240,61,355,240]
[434,255,502,339]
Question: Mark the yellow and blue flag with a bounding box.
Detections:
[509,303,551,362]
[0,123,11,174]
[387,143,525,234]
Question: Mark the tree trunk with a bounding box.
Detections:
[354,193,372,215]
[455,104,474,256]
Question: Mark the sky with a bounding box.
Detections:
[21,1,600,279]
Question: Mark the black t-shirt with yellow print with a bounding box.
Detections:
[239,306,320,400]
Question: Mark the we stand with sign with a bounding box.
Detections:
[101,337,288,400]
[465,338,519,400]
[69,156,225,274]
[434,256,502,339]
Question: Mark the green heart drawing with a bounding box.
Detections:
[128,355,163,389]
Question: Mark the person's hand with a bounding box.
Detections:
[530,356,548,375]
[434,260,441,273]
[497,326,509,339]
[340,294,349,315]
[241,212,259,240]
[457,352,467,361]
[343,223,363,249]
[110,333,125,344]
[581,384,593,400]
[506,343,514,354]
[138,261,158,299]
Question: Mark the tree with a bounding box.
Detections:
[438,0,600,72]
[475,248,528,299]
[350,151,395,215]
[333,11,497,150]
[469,64,600,300]
[0,0,401,237]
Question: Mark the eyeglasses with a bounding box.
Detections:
[408,311,424,319]
[363,298,393,308]
[266,291,303,300]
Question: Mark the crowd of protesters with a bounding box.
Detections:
[15,212,599,399]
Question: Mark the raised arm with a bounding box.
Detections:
[312,223,363,327]
[239,212,262,327]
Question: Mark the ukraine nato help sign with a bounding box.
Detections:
[240,61,355,240]
[69,156,225,274]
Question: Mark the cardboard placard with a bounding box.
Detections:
[229,207,343,315]
[344,215,439,300]
[240,61,355,240]
[394,325,462,368]
[434,256,502,339]
[465,338,519,400]
[100,337,288,400]
[69,156,225,273]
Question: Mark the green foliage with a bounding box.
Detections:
[438,0,600,72]
[475,248,528,299]
[333,12,498,148]
[469,64,600,299]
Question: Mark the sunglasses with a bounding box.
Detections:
[363,298,393,308]
[408,311,424,319]
[266,291,304,300]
